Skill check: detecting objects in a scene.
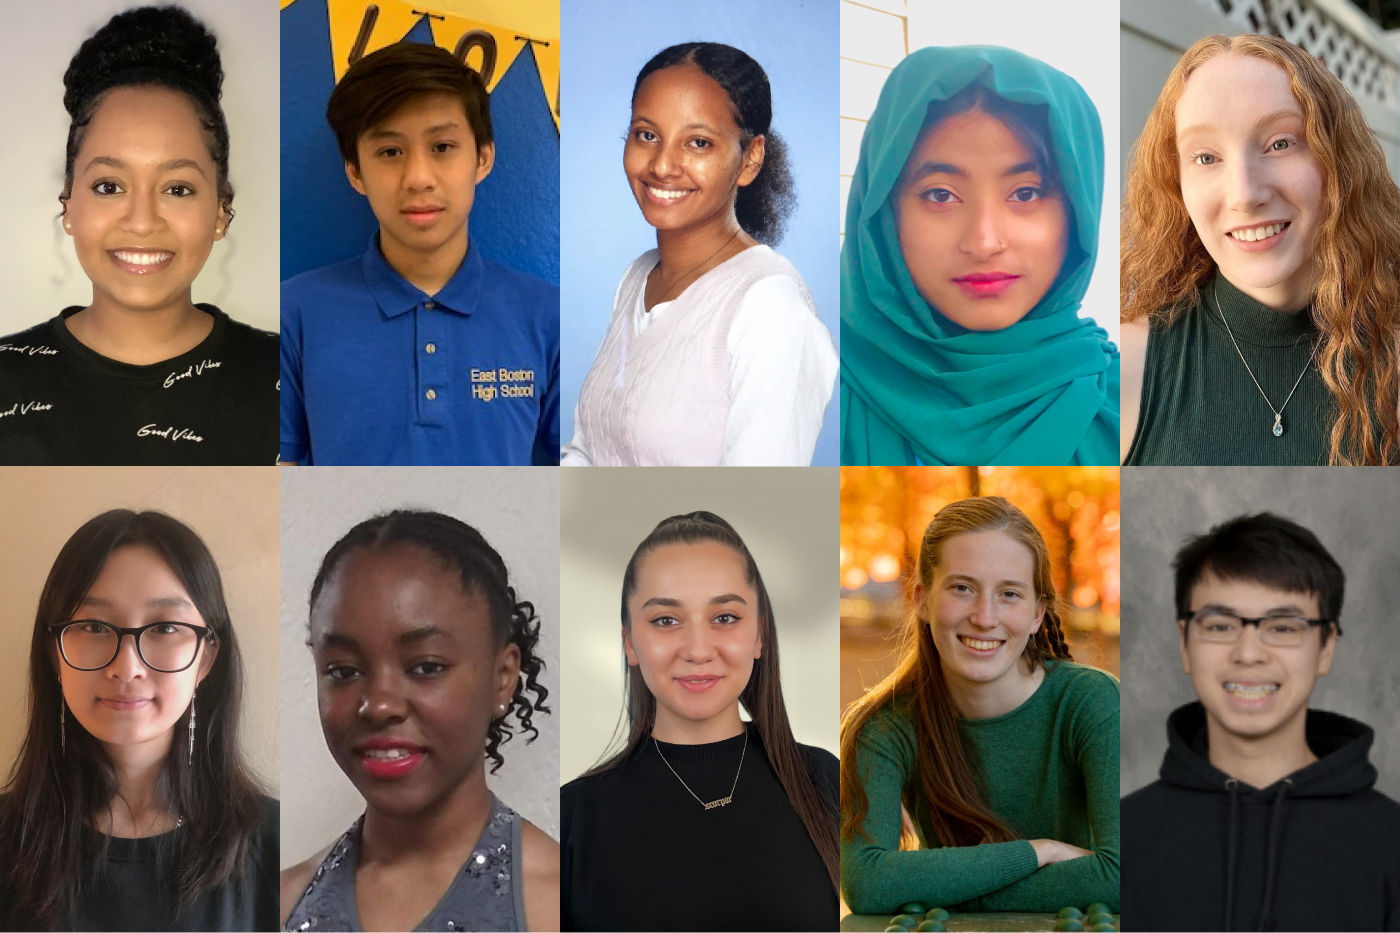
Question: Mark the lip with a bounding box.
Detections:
[99,696,153,711]
[107,249,175,275]
[353,736,427,779]
[957,634,1006,658]
[675,675,721,693]
[401,206,445,228]
[641,182,695,207]
[951,272,1020,298]
[1222,681,1282,710]
[1225,220,1291,253]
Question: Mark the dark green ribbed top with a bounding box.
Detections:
[1125,273,1329,465]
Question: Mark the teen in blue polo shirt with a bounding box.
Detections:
[280,42,559,465]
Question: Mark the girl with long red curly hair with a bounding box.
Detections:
[1120,34,1400,466]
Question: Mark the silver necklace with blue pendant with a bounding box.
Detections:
[1211,281,1316,438]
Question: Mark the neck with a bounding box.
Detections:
[1220,266,1315,314]
[1205,705,1316,790]
[379,224,468,297]
[651,700,745,745]
[653,208,748,280]
[68,291,211,366]
[943,658,1046,720]
[101,729,174,834]
[360,765,491,866]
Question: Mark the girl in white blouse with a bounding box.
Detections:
[561,42,836,466]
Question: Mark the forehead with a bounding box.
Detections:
[365,91,472,138]
[310,544,487,638]
[632,63,740,131]
[632,540,752,597]
[78,85,213,167]
[1189,571,1321,615]
[1175,54,1302,135]
[906,108,1035,173]
[936,529,1036,578]
[82,544,199,607]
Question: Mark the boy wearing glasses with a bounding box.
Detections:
[1121,512,1400,932]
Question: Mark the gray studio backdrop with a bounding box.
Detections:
[279,467,561,869]
[559,467,839,784]
[1121,467,1400,799]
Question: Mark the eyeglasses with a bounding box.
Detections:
[48,620,214,673]
[1186,610,1331,647]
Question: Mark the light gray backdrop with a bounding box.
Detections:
[1121,467,1400,799]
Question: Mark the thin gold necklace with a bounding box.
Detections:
[648,230,741,310]
[653,729,747,810]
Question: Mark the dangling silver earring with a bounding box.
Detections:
[60,694,66,758]
[188,689,197,764]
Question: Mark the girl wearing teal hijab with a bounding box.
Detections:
[841,46,1119,466]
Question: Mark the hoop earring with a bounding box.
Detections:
[188,688,197,764]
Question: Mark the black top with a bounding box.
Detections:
[0,306,278,465]
[561,726,838,932]
[1122,703,1400,932]
[1,794,279,932]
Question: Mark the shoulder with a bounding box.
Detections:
[0,320,63,374]
[799,743,840,801]
[855,698,916,752]
[1120,780,1169,823]
[478,253,559,308]
[1046,660,1120,712]
[518,818,560,933]
[281,255,364,296]
[211,310,279,352]
[279,840,334,929]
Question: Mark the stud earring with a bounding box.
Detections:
[215,227,222,235]
[188,688,197,764]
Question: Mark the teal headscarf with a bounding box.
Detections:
[840,46,1119,466]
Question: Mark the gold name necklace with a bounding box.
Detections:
[653,729,747,810]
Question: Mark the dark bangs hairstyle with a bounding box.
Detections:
[60,5,235,224]
[633,42,797,246]
[840,497,1073,858]
[584,511,840,892]
[327,42,493,168]
[0,510,263,931]
[308,510,550,773]
[1173,512,1344,641]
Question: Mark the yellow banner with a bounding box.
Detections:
[428,11,525,94]
[533,39,560,130]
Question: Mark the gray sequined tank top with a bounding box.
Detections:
[285,793,526,932]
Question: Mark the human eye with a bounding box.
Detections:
[151,622,182,635]
[432,140,457,153]
[165,183,197,198]
[1008,186,1043,203]
[376,146,403,159]
[920,187,960,204]
[78,620,110,634]
[689,137,712,150]
[90,179,124,196]
[1269,137,1296,152]
[1190,151,1218,166]
[713,613,740,625]
[410,660,448,677]
[949,582,973,594]
[323,663,360,681]
[999,589,1023,600]
[633,128,658,144]
[649,614,681,627]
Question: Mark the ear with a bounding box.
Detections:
[1030,599,1045,635]
[213,201,233,241]
[344,160,367,197]
[195,636,219,685]
[622,625,639,667]
[495,641,522,709]
[913,583,925,622]
[1178,619,1191,675]
[1316,624,1337,677]
[737,134,765,188]
[754,618,762,660]
[474,141,495,185]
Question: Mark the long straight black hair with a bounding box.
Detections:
[584,511,839,891]
[0,510,264,930]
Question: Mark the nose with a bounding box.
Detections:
[358,674,409,724]
[107,632,149,681]
[117,185,162,237]
[959,198,1006,261]
[1223,151,1270,216]
[649,137,682,180]
[403,145,437,193]
[678,622,719,662]
[967,591,998,629]
[1229,624,1269,663]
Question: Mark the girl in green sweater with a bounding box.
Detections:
[840,496,1119,914]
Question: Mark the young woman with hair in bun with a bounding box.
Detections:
[0,4,277,466]
[840,497,1119,915]
[562,44,837,467]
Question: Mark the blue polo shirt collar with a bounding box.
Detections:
[361,233,484,318]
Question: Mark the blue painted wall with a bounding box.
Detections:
[280,1,560,285]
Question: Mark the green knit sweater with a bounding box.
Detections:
[841,659,1120,914]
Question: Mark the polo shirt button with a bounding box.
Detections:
[425,343,437,354]
[424,301,436,310]
[425,389,437,400]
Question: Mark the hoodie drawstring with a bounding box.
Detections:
[1255,779,1293,932]
[1224,778,1239,933]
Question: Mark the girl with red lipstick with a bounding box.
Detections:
[562,42,838,467]
[841,46,1119,466]
[0,509,277,930]
[281,510,557,932]
[839,497,1119,915]
[561,512,839,931]
[1121,34,1400,465]
[0,5,278,466]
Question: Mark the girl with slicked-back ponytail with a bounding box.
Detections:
[839,496,1120,915]
[562,511,839,930]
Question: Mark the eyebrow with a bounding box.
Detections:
[312,625,452,651]
[631,116,722,135]
[639,594,749,610]
[367,123,463,140]
[83,156,207,178]
[1195,602,1313,616]
[906,161,1040,179]
[1177,109,1304,143]
[79,595,193,610]
[945,573,1030,589]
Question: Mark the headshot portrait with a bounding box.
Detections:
[0,1,279,466]
[838,0,1120,467]
[559,467,839,930]
[278,466,560,932]
[1120,0,1400,465]
[279,0,561,466]
[1120,467,1400,931]
[0,465,280,930]
[559,0,840,467]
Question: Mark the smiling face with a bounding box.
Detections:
[623,541,762,730]
[57,545,216,751]
[896,107,1069,331]
[1175,54,1325,311]
[623,63,763,235]
[347,92,494,263]
[65,86,228,314]
[309,545,518,817]
[1180,573,1334,742]
[924,530,1045,695]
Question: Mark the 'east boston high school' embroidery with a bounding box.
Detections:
[0,305,277,465]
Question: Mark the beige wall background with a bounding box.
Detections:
[0,0,279,337]
[560,467,839,784]
[279,467,561,869]
[0,466,281,792]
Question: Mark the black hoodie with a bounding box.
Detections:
[1122,702,1400,932]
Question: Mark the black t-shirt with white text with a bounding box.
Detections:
[0,305,277,464]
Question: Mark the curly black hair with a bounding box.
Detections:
[633,42,797,246]
[60,5,234,219]
[308,509,551,774]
